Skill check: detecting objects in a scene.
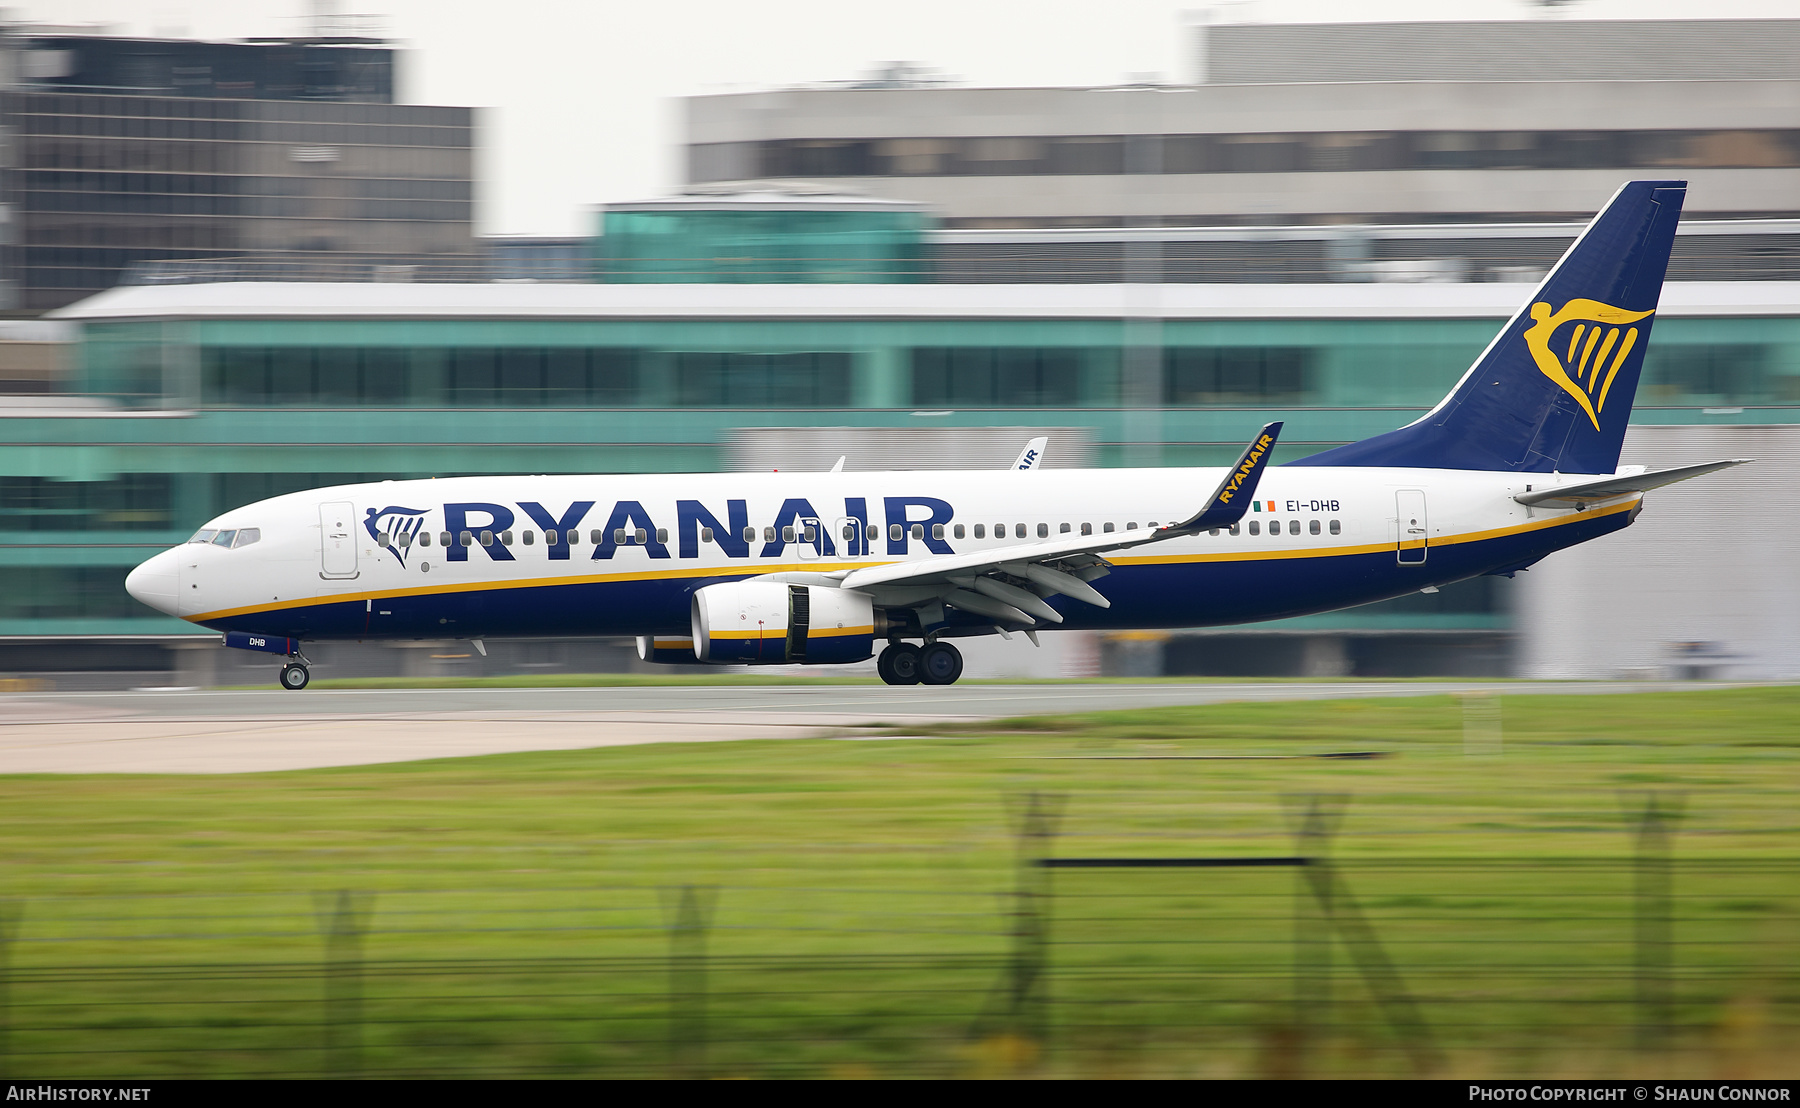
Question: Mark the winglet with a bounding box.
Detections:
[1011,436,1048,471]
[1167,422,1283,534]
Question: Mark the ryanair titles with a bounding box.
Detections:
[364,495,958,566]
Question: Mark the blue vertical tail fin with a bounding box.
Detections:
[1293,180,1686,474]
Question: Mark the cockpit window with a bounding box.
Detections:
[232,528,261,548]
[188,529,218,544]
[211,530,238,547]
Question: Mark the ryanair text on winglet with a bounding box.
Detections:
[1216,433,1274,505]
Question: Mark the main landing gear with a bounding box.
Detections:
[279,660,310,690]
[877,641,964,686]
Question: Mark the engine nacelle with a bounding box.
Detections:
[691,582,874,665]
[635,635,698,664]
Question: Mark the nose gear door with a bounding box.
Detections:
[320,501,359,579]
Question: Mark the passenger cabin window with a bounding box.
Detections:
[1103,522,1115,533]
[439,532,451,547]
[911,524,924,540]
[1127,522,1138,530]
[657,528,669,544]
[211,530,237,547]
[932,524,945,540]
[743,526,756,543]
[636,528,649,544]
[1059,523,1071,534]
[233,528,260,548]
[1080,523,1092,536]
[399,531,414,548]
[523,531,534,545]
[460,531,474,547]
[1229,523,1240,535]
[802,525,815,542]
[1037,523,1049,538]
[974,524,986,538]
[1329,520,1341,535]
[614,528,627,544]
[782,526,796,543]
[889,524,902,542]
[419,532,432,547]
[1309,520,1320,535]
[840,523,854,541]
[480,530,494,546]
[1015,523,1026,538]
[953,524,965,539]
[1248,520,1260,535]
[866,523,879,541]
[567,530,578,546]
[765,526,777,543]
[1289,520,1300,535]
[702,527,714,543]
[189,529,218,544]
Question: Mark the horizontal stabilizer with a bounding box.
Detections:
[1513,459,1751,507]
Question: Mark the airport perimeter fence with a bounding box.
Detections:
[0,794,1793,1079]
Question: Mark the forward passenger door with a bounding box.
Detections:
[319,501,359,579]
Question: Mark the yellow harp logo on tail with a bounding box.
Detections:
[1523,299,1656,431]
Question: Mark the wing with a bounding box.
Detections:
[1011,436,1048,471]
[832,423,1282,626]
[1513,458,1750,507]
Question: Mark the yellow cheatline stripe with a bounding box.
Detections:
[810,625,874,638]
[190,499,1638,623]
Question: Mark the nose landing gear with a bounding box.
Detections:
[877,641,963,686]
[279,661,310,690]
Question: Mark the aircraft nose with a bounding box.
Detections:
[125,549,181,617]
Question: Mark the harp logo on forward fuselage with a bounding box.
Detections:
[364,505,428,566]
[1523,299,1656,431]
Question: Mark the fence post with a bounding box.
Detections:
[1288,794,1345,1063]
[662,885,717,1079]
[313,890,374,1077]
[1627,792,1683,1051]
[0,903,19,1077]
[1005,791,1063,1045]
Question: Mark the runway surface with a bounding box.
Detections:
[0,680,1758,775]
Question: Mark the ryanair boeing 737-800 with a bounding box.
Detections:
[124,180,1746,689]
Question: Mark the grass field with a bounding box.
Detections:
[1,686,1796,1078]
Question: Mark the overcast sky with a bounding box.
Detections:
[14,0,1799,236]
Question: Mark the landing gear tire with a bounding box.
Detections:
[279,662,310,691]
[919,642,964,686]
[877,643,922,686]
